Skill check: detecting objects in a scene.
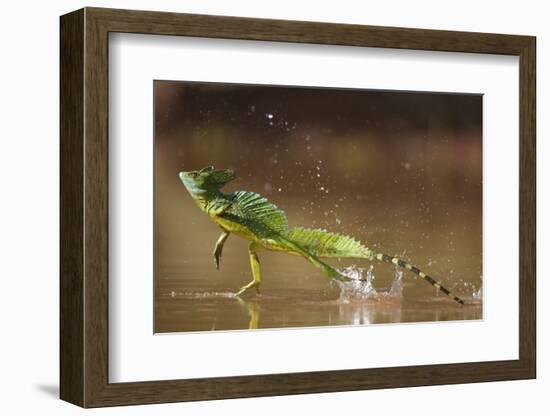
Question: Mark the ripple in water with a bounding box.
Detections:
[334,265,404,302]
[168,290,237,299]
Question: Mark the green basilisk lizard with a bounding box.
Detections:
[179,166,465,305]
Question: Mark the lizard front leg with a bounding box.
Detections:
[213,229,230,270]
[236,242,262,296]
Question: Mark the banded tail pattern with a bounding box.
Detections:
[373,252,465,305]
[283,227,465,305]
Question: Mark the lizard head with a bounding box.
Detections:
[179,166,236,198]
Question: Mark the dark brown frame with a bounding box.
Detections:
[60,7,536,408]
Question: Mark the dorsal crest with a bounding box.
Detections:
[283,227,373,258]
[229,191,288,232]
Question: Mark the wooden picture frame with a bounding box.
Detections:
[60,7,536,408]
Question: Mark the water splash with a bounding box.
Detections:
[457,276,483,301]
[473,277,483,300]
[334,265,403,302]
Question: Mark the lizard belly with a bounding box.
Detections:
[212,216,259,241]
[211,215,294,253]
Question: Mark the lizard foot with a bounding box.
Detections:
[235,282,261,297]
[213,252,221,270]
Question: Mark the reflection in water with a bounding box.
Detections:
[155,274,482,333]
[236,297,261,329]
[335,266,404,325]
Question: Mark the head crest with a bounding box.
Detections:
[179,166,236,193]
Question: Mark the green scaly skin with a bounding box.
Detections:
[179,166,465,305]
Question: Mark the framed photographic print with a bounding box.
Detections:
[60,7,536,408]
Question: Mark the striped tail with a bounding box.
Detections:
[373,253,465,305]
[281,227,465,305]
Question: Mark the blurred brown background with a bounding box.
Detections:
[154,81,482,332]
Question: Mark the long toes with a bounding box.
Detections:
[236,283,249,293]
[236,284,256,296]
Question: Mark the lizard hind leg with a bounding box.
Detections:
[282,238,350,282]
[236,242,262,296]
